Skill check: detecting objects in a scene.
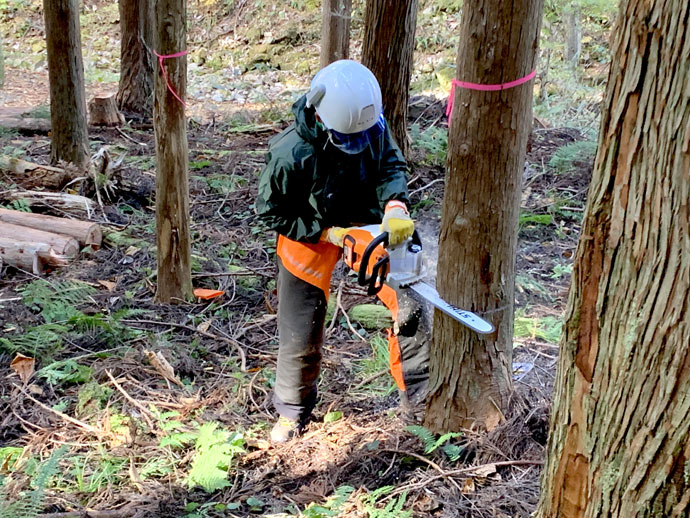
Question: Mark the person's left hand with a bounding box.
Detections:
[380,201,414,246]
[322,227,351,247]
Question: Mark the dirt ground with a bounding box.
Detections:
[0,94,593,516]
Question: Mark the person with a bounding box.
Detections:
[256,60,429,443]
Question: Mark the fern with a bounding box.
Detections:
[0,323,67,356]
[37,359,93,386]
[405,425,462,458]
[548,140,597,173]
[20,279,96,323]
[302,485,354,518]
[361,486,411,518]
[0,446,66,518]
[187,423,245,493]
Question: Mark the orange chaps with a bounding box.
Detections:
[277,234,409,395]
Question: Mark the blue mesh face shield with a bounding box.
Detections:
[327,113,386,155]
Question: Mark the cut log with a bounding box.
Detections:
[0,208,101,249]
[0,237,49,274]
[2,191,96,215]
[0,155,72,190]
[0,223,79,262]
[88,95,125,127]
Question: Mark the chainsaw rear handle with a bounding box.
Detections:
[357,232,389,295]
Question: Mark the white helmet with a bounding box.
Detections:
[306,60,386,154]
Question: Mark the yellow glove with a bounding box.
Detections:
[322,227,350,247]
[380,200,414,246]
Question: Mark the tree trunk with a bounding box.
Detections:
[43,0,89,169]
[0,155,71,190]
[0,32,5,89]
[564,5,582,66]
[320,0,351,69]
[117,0,154,117]
[0,224,79,260]
[423,0,543,433]
[153,0,193,304]
[89,95,125,127]
[361,0,418,158]
[537,1,690,516]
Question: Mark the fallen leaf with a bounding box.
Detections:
[10,353,35,384]
[462,478,476,494]
[98,280,117,291]
[125,246,141,256]
[193,288,225,300]
[196,319,213,333]
[471,463,497,478]
[144,350,184,387]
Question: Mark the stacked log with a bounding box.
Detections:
[0,208,101,274]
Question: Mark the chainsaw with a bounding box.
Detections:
[342,225,494,335]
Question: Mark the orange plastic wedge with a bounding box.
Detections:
[193,288,225,300]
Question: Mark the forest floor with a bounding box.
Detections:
[0,0,606,516]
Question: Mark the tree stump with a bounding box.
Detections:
[88,95,125,127]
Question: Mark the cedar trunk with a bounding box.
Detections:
[320,0,351,69]
[423,0,543,432]
[43,0,89,169]
[117,0,154,117]
[153,0,193,303]
[361,0,417,158]
[537,1,690,516]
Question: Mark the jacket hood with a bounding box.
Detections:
[292,94,327,145]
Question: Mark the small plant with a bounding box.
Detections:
[361,486,411,518]
[302,485,354,518]
[514,312,563,344]
[548,139,597,173]
[410,123,448,167]
[405,425,463,461]
[0,446,66,518]
[186,423,246,492]
[0,323,67,356]
[355,335,396,396]
[20,279,96,323]
[37,359,93,386]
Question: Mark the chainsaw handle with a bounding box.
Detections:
[358,232,389,295]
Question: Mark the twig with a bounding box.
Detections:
[105,370,155,430]
[326,281,344,334]
[122,319,247,372]
[39,508,135,518]
[192,267,274,279]
[337,285,367,342]
[381,448,462,492]
[115,126,147,146]
[409,178,444,197]
[19,386,100,435]
[350,370,388,392]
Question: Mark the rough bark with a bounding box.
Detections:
[1,191,96,215]
[117,0,154,117]
[0,208,101,249]
[537,1,690,516]
[320,0,351,69]
[43,0,89,169]
[0,32,4,89]
[361,0,418,158]
[564,5,582,65]
[89,95,125,127]
[153,0,193,303]
[0,155,71,190]
[423,0,543,433]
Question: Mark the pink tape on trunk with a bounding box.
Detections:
[446,68,537,118]
[154,50,188,106]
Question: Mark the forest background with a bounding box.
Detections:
[0,0,616,516]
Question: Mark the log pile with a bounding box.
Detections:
[0,208,101,275]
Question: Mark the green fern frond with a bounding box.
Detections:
[20,279,96,323]
[302,485,354,518]
[187,423,245,493]
[0,323,67,356]
[442,443,463,462]
[0,446,66,518]
[548,140,597,173]
[404,425,436,452]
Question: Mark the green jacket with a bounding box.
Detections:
[256,95,409,243]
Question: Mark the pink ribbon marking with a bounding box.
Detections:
[154,50,188,106]
[446,68,537,118]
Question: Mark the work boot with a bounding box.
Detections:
[270,416,303,444]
